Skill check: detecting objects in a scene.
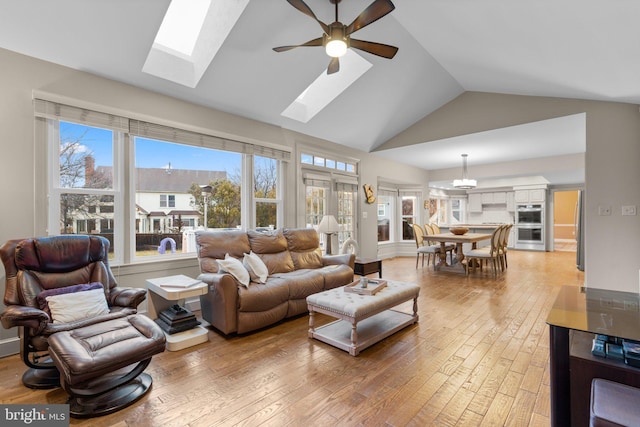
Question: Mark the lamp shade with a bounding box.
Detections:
[453,154,477,189]
[317,215,339,234]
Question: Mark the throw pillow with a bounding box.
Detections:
[37,282,105,316]
[243,251,268,283]
[46,288,110,324]
[217,254,250,288]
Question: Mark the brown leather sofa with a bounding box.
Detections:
[196,228,355,334]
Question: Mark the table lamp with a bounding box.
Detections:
[317,215,339,255]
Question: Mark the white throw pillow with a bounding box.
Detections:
[46,288,110,324]
[243,251,268,283]
[217,254,250,288]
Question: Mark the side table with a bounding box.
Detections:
[354,257,382,278]
[146,275,209,351]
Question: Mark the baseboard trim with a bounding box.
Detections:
[0,336,20,358]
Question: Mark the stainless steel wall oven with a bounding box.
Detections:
[515,204,544,250]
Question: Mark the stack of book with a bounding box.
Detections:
[155,304,200,334]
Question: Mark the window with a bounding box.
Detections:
[300,152,356,174]
[377,192,394,242]
[133,137,242,257]
[159,194,176,208]
[38,99,290,265]
[401,195,417,241]
[305,181,328,228]
[254,156,281,230]
[48,120,121,260]
[336,182,357,247]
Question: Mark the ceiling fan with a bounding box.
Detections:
[273,0,398,74]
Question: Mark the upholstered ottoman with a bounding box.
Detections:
[307,280,420,356]
[48,314,166,418]
[590,378,640,426]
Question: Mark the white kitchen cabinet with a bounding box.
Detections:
[515,189,546,204]
[515,190,529,203]
[492,192,507,204]
[529,189,545,202]
[469,193,482,213]
[481,191,507,205]
[506,192,515,211]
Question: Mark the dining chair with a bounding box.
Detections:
[464,227,502,277]
[412,224,446,268]
[498,224,512,271]
[424,223,455,263]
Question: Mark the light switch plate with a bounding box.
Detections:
[622,205,637,216]
[598,205,611,216]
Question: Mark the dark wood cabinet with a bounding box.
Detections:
[569,331,640,426]
[547,286,640,426]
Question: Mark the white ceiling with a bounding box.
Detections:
[1,0,638,185]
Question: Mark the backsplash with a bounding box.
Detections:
[468,206,514,224]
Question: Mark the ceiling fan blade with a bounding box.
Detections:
[327,57,340,75]
[273,37,323,53]
[346,0,395,35]
[286,0,329,34]
[350,39,398,59]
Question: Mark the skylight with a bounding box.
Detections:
[281,50,372,123]
[154,0,210,57]
[143,0,249,88]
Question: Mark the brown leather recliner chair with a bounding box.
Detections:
[0,235,166,417]
[0,235,145,387]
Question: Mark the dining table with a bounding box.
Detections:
[427,232,493,273]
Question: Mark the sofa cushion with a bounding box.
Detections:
[196,230,250,273]
[237,277,290,312]
[271,269,324,300]
[283,228,323,269]
[247,230,294,274]
[319,264,355,290]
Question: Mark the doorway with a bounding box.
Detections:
[552,190,579,252]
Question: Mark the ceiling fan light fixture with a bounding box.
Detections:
[324,24,348,57]
[453,154,477,189]
[326,39,347,57]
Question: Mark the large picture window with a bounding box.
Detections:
[38,99,289,265]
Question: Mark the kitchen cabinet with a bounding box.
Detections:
[506,192,515,211]
[479,191,507,205]
[469,193,482,213]
[515,189,546,204]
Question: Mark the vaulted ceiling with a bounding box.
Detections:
[1,0,638,185]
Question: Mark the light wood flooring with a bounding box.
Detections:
[0,250,584,426]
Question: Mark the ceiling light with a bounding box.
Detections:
[324,24,348,58]
[453,154,477,189]
[326,39,347,57]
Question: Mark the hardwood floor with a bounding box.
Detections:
[0,250,584,426]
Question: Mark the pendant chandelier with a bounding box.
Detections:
[453,154,477,189]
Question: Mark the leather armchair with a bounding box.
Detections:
[0,235,147,388]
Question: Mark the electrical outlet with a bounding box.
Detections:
[622,205,637,216]
[598,205,611,216]
[625,300,639,312]
[600,298,613,308]
[362,211,367,219]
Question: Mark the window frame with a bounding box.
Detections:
[37,98,290,266]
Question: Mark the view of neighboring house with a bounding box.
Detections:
[134,165,226,233]
[72,158,225,235]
